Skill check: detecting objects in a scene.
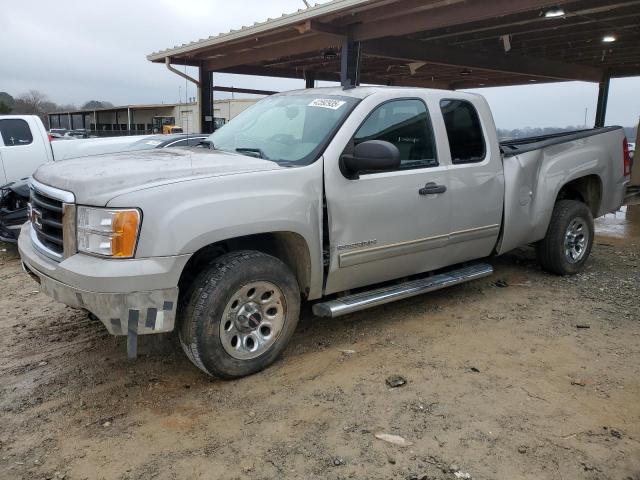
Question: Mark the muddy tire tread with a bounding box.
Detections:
[536,199,594,276]
[178,250,299,378]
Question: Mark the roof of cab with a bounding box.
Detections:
[277,85,483,101]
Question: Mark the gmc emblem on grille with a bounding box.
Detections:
[31,207,43,230]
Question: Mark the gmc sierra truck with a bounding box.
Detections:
[18,87,631,378]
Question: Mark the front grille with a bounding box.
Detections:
[30,188,64,256]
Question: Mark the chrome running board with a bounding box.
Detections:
[312,263,493,318]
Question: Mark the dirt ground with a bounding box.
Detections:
[1,205,639,480]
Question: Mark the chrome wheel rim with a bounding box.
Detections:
[220,281,286,360]
[564,217,589,263]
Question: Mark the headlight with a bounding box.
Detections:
[77,207,141,258]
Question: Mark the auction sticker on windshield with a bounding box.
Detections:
[308,99,346,110]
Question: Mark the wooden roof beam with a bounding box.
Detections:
[202,34,338,71]
[419,0,640,42]
[352,0,576,41]
[295,20,346,38]
[362,36,603,82]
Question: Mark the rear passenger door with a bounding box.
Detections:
[324,97,452,295]
[438,98,504,263]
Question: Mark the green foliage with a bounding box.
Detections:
[81,100,114,110]
[0,92,14,108]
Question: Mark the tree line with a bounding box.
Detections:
[0,90,113,128]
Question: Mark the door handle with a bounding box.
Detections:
[419,182,447,195]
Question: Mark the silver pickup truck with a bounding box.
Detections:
[18,87,631,378]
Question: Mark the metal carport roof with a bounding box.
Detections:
[148,0,640,131]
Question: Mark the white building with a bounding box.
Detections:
[48,98,257,136]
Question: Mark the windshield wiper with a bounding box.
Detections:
[235,147,268,159]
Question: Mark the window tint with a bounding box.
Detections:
[166,138,205,147]
[167,139,190,147]
[354,99,437,169]
[439,99,485,164]
[0,119,33,147]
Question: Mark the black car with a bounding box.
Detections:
[0,179,29,242]
[126,133,208,149]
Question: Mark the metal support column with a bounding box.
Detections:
[199,64,214,134]
[340,34,361,89]
[305,70,316,88]
[594,71,611,128]
[127,107,132,133]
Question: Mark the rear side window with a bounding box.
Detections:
[0,119,33,147]
[166,139,190,147]
[440,100,485,164]
[354,99,438,169]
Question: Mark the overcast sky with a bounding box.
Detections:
[1,0,639,129]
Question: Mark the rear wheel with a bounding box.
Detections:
[179,251,300,378]
[536,200,594,275]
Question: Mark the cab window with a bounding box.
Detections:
[439,99,486,164]
[354,99,437,170]
[0,119,33,147]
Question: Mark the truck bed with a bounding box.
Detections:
[497,125,627,255]
[500,126,623,157]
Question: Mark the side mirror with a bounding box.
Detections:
[342,140,400,178]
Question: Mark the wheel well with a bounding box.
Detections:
[178,232,312,301]
[556,175,602,217]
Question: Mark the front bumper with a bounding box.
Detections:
[18,223,190,336]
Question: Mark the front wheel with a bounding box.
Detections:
[179,251,300,378]
[536,199,594,275]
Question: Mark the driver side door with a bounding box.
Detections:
[323,97,452,295]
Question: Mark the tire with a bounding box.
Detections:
[536,199,594,275]
[178,250,300,379]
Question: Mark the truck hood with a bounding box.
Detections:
[33,148,282,205]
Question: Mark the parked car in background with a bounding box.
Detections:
[0,180,29,242]
[17,87,630,379]
[0,116,54,185]
[126,133,208,150]
[64,129,94,139]
[0,131,208,241]
[49,128,68,137]
[49,132,71,140]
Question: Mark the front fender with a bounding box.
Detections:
[107,161,325,298]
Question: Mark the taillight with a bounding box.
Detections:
[623,137,631,177]
[47,133,53,142]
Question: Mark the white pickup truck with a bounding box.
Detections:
[0,116,55,185]
[0,115,204,185]
[18,87,631,379]
[0,115,149,185]
[0,116,206,241]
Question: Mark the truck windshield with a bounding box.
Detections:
[207,94,360,165]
